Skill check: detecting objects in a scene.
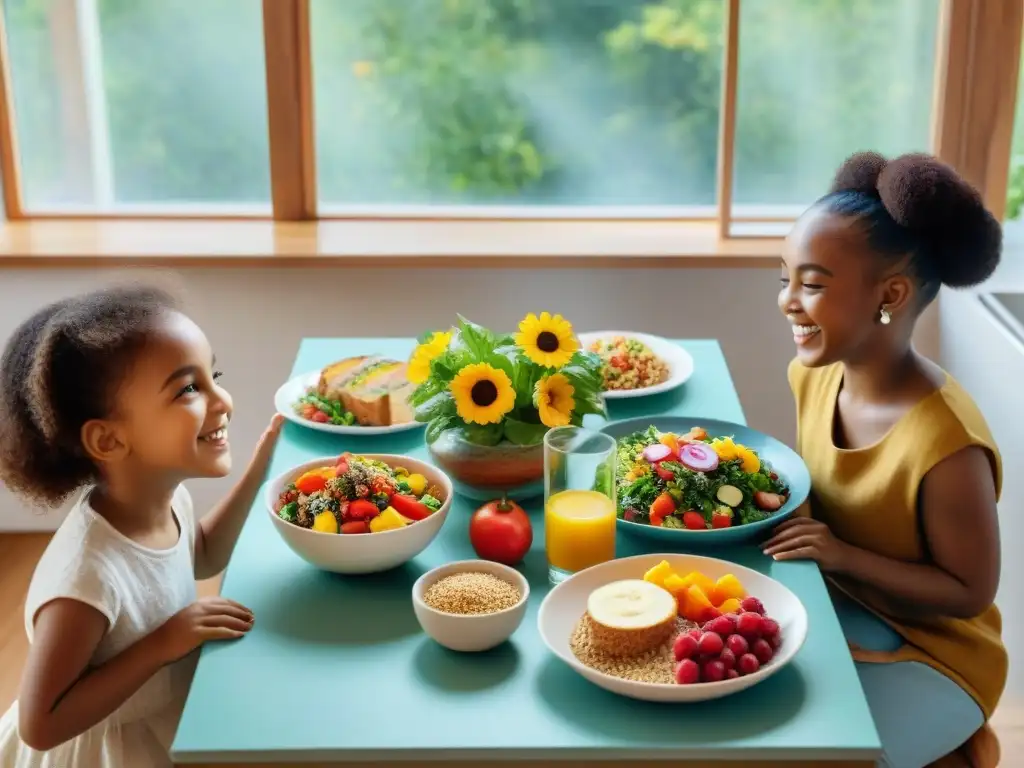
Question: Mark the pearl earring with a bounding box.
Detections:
[879,306,891,325]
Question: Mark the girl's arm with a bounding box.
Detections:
[766,446,1000,620]
[18,596,253,751]
[193,415,283,580]
[835,445,1001,620]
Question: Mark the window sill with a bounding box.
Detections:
[0,219,784,268]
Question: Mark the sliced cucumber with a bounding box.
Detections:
[716,484,743,508]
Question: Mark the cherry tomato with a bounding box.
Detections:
[389,494,431,521]
[348,499,380,521]
[340,521,370,534]
[469,498,532,565]
[311,410,329,423]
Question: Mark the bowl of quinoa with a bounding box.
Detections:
[577,331,694,399]
[412,560,530,652]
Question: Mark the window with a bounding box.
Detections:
[311,0,723,212]
[3,0,271,212]
[733,0,939,217]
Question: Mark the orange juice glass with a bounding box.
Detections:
[543,426,617,584]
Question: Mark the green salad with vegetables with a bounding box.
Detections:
[294,389,357,427]
[615,425,790,531]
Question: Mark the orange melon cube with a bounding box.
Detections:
[681,584,715,623]
[718,597,743,615]
[662,573,688,599]
[714,573,746,604]
[643,560,676,590]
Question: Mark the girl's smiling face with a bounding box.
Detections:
[778,206,912,367]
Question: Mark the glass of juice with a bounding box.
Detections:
[544,425,617,584]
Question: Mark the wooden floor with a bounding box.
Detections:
[0,533,1022,765]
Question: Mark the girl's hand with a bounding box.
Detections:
[762,517,852,571]
[248,414,285,476]
[153,596,254,663]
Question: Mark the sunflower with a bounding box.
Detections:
[449,363,515,425]
[407,330,452,384]
[535,373,575,428]
[515,312,578,369]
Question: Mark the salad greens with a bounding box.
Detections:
[295,390,357,426]
[615,425,790,530]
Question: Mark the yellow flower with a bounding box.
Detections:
[407,331,452,384]
[449,363,515,425]
[535,373,575,428]
[515,312,578,369]
[710,437,738,461]
[734,444,761,474]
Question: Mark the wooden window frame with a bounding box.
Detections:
[0,0,1018,264]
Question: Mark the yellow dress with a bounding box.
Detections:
[788,358,1007,767]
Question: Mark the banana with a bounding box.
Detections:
[587,579,676,630]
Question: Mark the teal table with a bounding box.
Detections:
[171,339,881,767]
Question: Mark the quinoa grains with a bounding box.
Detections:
[569,613,697,684]
[423,571,522,615]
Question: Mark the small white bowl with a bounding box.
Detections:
[265,454,452,574]
[412,560,530,652]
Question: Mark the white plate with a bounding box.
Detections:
[274,370,426,436]
[537,553,808,703]
[577,331,694,399]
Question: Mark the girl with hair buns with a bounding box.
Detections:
[0,285,283,767]
[766,152,1007,768]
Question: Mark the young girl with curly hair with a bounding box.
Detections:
[766,152,1006,768]
[0,285,283,767]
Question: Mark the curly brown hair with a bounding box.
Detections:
[819,151,1002,305]
[0,285,180,507]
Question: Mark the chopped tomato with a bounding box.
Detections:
[711,513,732,529]
[295,471,327,495]
[655,465,675,482]
[311,410,329,423]
[682,510,707,530]
[389,494,431,521]
[340,521,370,534]
[649,492,676,526]
[348,499,380,521]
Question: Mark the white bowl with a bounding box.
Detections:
[265,454,451,574]
[537,553,808,702]
[412,560,530,652]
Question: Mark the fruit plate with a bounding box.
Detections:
[274,371,426,436]
[537,553,808,703]
[600,416,810,546]
[577,331,694,400]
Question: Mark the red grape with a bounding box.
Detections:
[718,648,737,670]
[675,658,701,685]
[704,616,736,637]
[702,659,726,683]
[761,617,780,637]
[686,628,703,642]
[740,596,766,615]
[698,631,724,656]
[673,633,699,662]
[726,668,740,680]
[737,612,764,638]
[769,633,783,650]
[725,633,749,657]
[737,653,760,676]
[751,638,774,664]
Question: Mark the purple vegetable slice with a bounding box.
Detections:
[678,443,720,473]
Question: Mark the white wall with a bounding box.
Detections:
[0,265,802,531]
[940,287,1024,703]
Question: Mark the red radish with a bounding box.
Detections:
[643,443,673,463]
[753,491,784,511]
[678,443,720,472]
[675,659,700,685]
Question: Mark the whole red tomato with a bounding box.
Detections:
[469,497,533,565]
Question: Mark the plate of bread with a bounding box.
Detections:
[274,355,426,435]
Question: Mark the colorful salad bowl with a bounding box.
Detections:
[264,453,452,574]
[598,417,811,546]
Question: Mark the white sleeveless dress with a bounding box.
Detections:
[0,485,201,768]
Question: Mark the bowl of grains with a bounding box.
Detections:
[412,560,530,652]
[537,552,808,702]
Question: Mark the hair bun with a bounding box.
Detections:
[829,151,888,196]
[876,153,1002,288]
